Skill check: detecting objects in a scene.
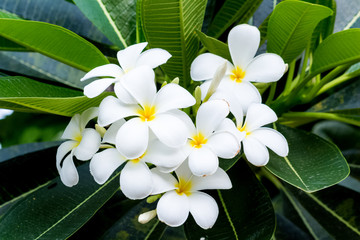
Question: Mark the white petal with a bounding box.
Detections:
[243,137,269,166]
[151,168,177,194]
[98,96,139,127]
[188,192,219,229]
[226,94,244,126]
[244,103,277,131]
[120,161,153,200]
[154,83,195,113]
[59,152,78,187]
[244,53,286,83]
[199,80,211,100]
[56,141,77,172]
[83,78,117,98]
[144,139,187,169]
[175,159,193,182]
[80,107,99,130]
[157,191,190,227]
[62,114,81,139]
[102,119,126,144]
[192,167,232,191]
[251,128,289,157]
[167,109,196,137]
[149,113,188,148]
[188,147,219,176]
[196,100,229,137]
[121,66,156,107]
[113,82,137,104]
[191,53,229,81]
[90,148,126,184]
[232,81,262,114]
[216,118,244,143]
[74,128,101,160]
[228,24,260,69]
[117,42,147,72]
[80,64,123,81]
[206,131,240,159]
[116,117,149,159]
[137,48,171,68]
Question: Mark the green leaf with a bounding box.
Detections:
[311,29,360,75]
[140,0,207,87]
[0,76,111,116]
[74,0,137,48]
[266,124,349,192]
[136,0,147,43]
[185,160,275,240]
[267,1,333,63]
[0,9,28,51]
[206,0,263,39]
[0,19,109,72]
[196,30,231,61]
[0,163,122,239]
[286,184,360,239]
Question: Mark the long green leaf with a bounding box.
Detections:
[140,0,207,87]
[0,19,109,72]
[311,29,360,75]
[0,9,28,51]
[74,0,137,48]
[206,0,263,39]
[196,30,231,61]
[0,76,111,116]
[267,1,332,63]
[266,124,349,192]
[185,160,275,240]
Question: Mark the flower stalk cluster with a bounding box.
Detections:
[56,24,289,229]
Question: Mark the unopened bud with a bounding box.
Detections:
[138,210,157,224]
[146,194,161,203]
[284,63,289,73]
[171,77,179,84]
[161,81,167,88]
[95,124,106,138]
[203,61,227,102]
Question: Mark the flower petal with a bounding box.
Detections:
[80,64,123,81]
[120,160,153,200]
[137,48,171,68]
[154,83,195,113]
[83,78,117,98]
[232,81,261,114]
[116,117,149,159]
[80,107,99,129]
[113,82,137,104]
[167,109,196,136]
[188,147,219,176]
[244,103,277,131]
[157,191,190,227]
[144,139,187,169]
[199,80,211,100]
[191,53,229,81]
[228,24,260,69]
[206,131,240,159]
[56,140,78,172]
[98,96,139,127]
[196,100,229,137]
[151,168,177,194]
[192,167,232,191]
[243,137,269,166]
[121,66,156,107]
[216,118,244,142]
[59,151,78,187]
[244,53,286,83]
[117,42,147,72]
[251,127,289,157]
[102,119,126,144]
[149,113,188,148]
[62,114,81,139]
[74,128,101,160]
[226,94,244,126]
[90,148,126,184]
[188,192,219,229]
[175,159,193,182]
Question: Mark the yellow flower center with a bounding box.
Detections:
[138,105,156,122]
[130,152,146,163]
[175,178,192,196]
[238,124,251,137]
[73,133,82,147]
[189,132,207,148]
[230,66,246,83]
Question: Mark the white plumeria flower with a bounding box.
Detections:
[90,120,188,200]
[56,107,101,187]
[191,24,286,113]
[218,102,289,166]
[150,161,232,229]
[98,66,196,159]
[81,42,171,101]
[180,100,240,176]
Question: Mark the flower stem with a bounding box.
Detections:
[283,61,296,96]
[318,68,360,95]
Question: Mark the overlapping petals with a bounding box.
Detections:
[81,42,171,99]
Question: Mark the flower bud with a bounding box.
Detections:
[138,210,157,224]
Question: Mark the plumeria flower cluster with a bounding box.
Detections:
[56,24,289,230]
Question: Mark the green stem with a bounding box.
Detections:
[281,112,360,126]
[283,61,296,95]
[318,68,360,95]
[298,42,311,85]
[265,82,277,105]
